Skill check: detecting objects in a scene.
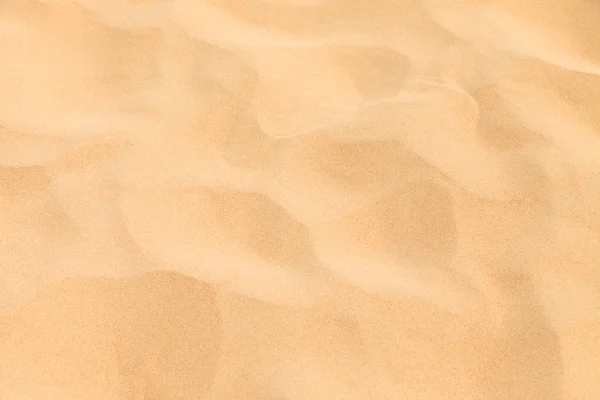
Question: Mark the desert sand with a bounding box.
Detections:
[1,0,600,398]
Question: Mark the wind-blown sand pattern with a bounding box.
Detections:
[1,0,600,398]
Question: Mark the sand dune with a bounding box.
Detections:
[1,0,600,398]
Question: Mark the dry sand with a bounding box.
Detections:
[1,0,600,398]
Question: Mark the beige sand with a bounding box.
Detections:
[1,0,600,398]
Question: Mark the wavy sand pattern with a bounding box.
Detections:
[1,0,600,398]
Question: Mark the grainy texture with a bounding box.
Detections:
[1,0,600,398]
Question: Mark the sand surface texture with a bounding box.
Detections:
[1,0,600,398]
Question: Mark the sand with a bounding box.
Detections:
[1,0,600,398]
